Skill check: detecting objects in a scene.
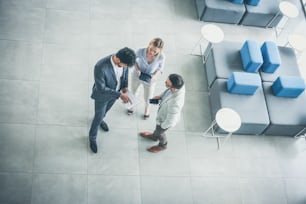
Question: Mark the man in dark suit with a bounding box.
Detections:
[89,47,136,153]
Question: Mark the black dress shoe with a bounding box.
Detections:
[90,140,98,153]
[100,121,109,132]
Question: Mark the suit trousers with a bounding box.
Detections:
[89,99,116,141]
[152,125,168,147]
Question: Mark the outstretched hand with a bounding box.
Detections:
[152,96,161,100]
[120,93,131,103]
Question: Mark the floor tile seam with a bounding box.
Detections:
[0,171,195,177]
[38,78,90,83]
[0,170,33,174]
[184,128,195,178]
[0,38,43,44]
[44,7,91,15]
[0,3,46,9]
[41,41,91,49]
[282,176,306,179]
[41,40,91,49]
[86,46,91,203]
[190,175,240,178]
[279,174,306,179]
[87,174,141,178]
[138,152,190,158]
[106,126,143,130]
[30,39,43,202]
[0,37,43,43]
[188,164,306,179]
[136,121,144,204]
[85,15,90,198]
[86,172,140,176]
[33,3,46,128]
[139,173,191,177]
[29,171,88,176]
[86,171,89,204]
[237,175,296,180]
[236,175,247,204]
[0,78,40,83]
[236,175,286,179]
[234,155,281,159]
[281,176,292,204]
[187,154,238,158]
[0,121,38,126]
[34,123,88,128]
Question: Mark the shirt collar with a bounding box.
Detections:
[110,55,120,69]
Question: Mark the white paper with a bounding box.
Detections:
[124,91,142,109]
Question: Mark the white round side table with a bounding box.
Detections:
[203,107,241,149]
[266,1,299,36]
[201,24,224,44]
[191,24,224,63]
[286,34,306,58]
[275,1,299,36]
[200,24,224,63]
[279,1,299,18]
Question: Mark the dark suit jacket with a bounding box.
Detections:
[91,55,129,101]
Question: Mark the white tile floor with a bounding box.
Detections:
[0,0,306,204]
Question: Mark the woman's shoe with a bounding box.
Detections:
[143,114,150,120]
[127,109,134,115]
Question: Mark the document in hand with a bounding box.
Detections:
[124,91,141,109]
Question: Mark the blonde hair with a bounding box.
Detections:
[148,38,164,55]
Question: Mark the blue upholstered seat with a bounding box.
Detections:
[240,40,263,72]
[272,76,305,98]
[260,46,301,82]
[261,41,281,73]
[246,0,261,6]
[229,0,244,4]
[227,72,261,95]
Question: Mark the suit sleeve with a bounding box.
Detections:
[94,64,120,98]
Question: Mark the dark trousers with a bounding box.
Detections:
[152,125,168,147]
[89,99,116,141]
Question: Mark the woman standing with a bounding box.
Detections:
[128,38,165,119]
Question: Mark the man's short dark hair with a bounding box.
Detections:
[116,47,136,67]
[169,74,184,89]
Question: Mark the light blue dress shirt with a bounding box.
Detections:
[133,48,165,77]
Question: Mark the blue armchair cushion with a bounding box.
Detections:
[246,0,261,6]
[240,40,263,72]
[227,72,261,95]
[229,0,244,4]
[261,41,281,73]
[272,76,305,98]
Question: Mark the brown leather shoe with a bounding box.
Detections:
[147,145,167,153]
[139,132,158,141]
